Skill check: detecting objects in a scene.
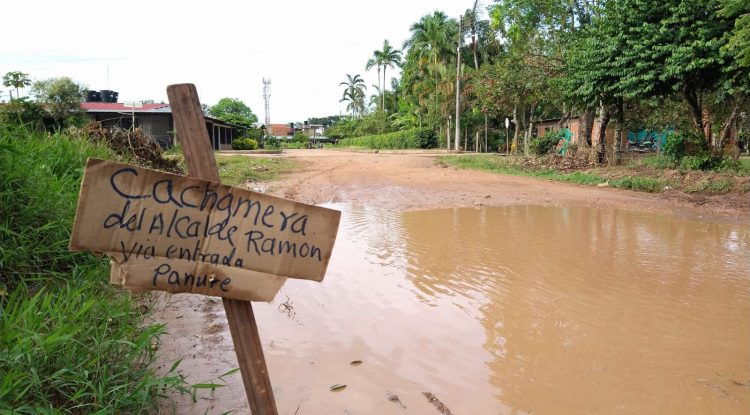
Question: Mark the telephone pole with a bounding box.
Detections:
[454,15,462,151]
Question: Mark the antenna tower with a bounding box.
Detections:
[262,78,271,125]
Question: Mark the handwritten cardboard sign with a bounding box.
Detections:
[70,158,341,301]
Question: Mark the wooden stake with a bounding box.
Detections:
[167,83,278,415]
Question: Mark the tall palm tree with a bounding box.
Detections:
[365,51,383,110]
[379,40,402,112]
[339,74,367,117]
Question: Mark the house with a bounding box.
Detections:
[265,123,294,138]
[81,102,243,150]
[300,121,325,137]
[534,115,616,147]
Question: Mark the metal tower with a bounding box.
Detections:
[262,78,271,125]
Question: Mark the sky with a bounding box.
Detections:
[1,0,477,123]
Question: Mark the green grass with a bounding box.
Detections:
[0,126,188,412]
[215,154,297,186]
[609,176,668,193]
[440,155,607,186]
[684,177,734,194]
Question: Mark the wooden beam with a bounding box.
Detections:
[167,83,279,415]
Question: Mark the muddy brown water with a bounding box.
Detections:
[179,204,750,414]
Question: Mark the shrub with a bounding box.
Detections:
[291,131,309,144]
[0,98,46,131]
[338,128,437,149]
[232,137,258,150]
[530,131,563,155]
[263,135,281,149]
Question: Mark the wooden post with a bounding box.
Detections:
[167,83,279,415]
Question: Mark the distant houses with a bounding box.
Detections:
[263,122,325,139]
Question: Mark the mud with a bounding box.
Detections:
[153,150,750,414]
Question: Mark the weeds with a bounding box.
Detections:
[0,126,188,412]
[609,176,668,193]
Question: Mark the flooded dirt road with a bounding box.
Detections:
[156,150,750,414]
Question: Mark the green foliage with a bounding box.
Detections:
[530,130,562,155]
[0,127,187,411]
[208,98,258,130]
[338,128,436,149]
[685,177,734,194]
[292,131,309,144]
[339,74,367,117]
[609,176,667,192]
[231,137,258,150]
[440,155,608,185]
[243,128,263,140]
[30,77,86,125]
[0,98,45,130]
[325,112,397,139]
[215,155,297,186]
[263,136,281,149]
[662,131,721,170]
[307,115,344,127]
[719,0,750,67]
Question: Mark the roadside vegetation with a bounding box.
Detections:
[440,153,749,195]
[320,0,749,164]
[0,91,293,409]
[0,126,189,412]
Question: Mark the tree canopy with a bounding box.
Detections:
[207,98,258,129]
[30,77,86,122]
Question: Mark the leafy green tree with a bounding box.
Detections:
[2,71,31,100]
[30,77,86,124]
[719,0,750,67]
[208,98,258,130]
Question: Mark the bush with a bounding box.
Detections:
[232,137,258,150]
[263,135,281,149]
[291,131,309,144]
[0,98,46,131]
[338,128,437,149]
[530,131,563,156]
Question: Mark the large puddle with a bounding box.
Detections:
[254,205,750,414]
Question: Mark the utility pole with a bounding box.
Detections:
[454,15,462,151]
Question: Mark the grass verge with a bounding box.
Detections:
[216,154,297,186]
[440,154,748,196]
[0,127,187,412]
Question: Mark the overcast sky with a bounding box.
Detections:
[1,0,478,123]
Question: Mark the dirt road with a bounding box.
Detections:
[272,150,749,219]
[155,150,749,414]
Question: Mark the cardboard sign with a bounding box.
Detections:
[70,158,341,300]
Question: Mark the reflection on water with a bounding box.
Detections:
[256,205,750,414]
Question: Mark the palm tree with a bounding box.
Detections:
[365,51,383,110]
[2,71,31,100]
[339,74,367,117]
[379,40,402,112]
[403,12,458,67]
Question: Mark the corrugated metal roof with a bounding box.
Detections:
[82,102,245,129]
[81,102,169,112]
